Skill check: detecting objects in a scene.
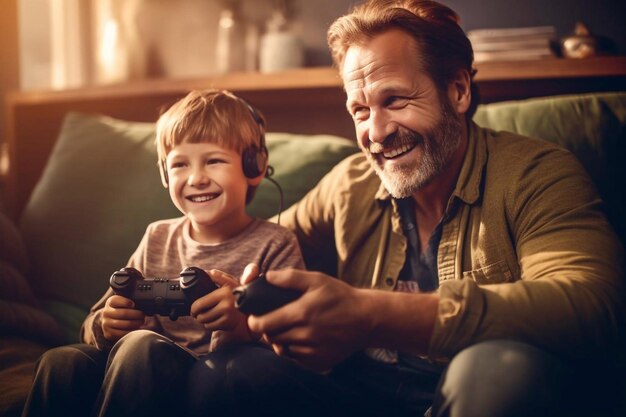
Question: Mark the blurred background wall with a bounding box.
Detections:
[0,0,19,178]
[1,0,623,195]
[12,0,626,91]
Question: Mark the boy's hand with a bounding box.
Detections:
[101,295,145,342]
[191,264,260,347]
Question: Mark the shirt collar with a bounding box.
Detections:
[452,121,486,205]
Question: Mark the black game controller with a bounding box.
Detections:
[232,274,301,315]
[109,266,218,320]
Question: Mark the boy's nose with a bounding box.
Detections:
[188,168,210,187]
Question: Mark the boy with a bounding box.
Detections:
[22,89,304,417]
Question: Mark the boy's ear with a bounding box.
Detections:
[158,160,169,188]
[447,68,471,115]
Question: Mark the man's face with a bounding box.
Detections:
[341,29,463,198]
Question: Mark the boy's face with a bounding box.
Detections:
[164,142,258,243]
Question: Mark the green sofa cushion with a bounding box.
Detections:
[248,132,360,219]
[474,92,626,244]
[18,112,358,342]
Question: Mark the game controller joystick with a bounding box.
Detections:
[109,266,218,320]
[180,266,219,303]
[232,274,301,315]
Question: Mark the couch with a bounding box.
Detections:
[1,91,625,416]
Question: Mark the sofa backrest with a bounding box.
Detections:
[16,92,626,343]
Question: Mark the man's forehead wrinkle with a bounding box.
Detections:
[345,62,398,94]
[343,65,366,91]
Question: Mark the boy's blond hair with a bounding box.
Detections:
[155,89,266,163]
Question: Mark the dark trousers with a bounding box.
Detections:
[187,340,623,417]
[22,335,624,417]
[21,330,196,417]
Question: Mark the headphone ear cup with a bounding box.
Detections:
[256,146,268,176]
[242,146,267,178]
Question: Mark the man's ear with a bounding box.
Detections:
[447,68,472,115]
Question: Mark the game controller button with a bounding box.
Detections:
[111,272,131,286]
[232,288,245,306]
[180,274,197,286]
[169,310,179,321]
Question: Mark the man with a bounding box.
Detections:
[189,1,625,416]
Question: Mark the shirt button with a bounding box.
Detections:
[385,277,394,287]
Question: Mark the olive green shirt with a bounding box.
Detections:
[281,122,625,361]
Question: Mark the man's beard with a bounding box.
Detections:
[364,99,463,198]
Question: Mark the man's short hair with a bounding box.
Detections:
[327,0,479,118]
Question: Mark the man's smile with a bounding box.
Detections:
[368,130,422,161]
[380,143,417,159]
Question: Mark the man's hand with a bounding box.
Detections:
[101,295,145,342]
[247,269,375,372]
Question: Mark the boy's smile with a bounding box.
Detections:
[186,191,221,203]
[165,142,255,244]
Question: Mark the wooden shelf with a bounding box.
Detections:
[7,67,343,104]
[474,56,626,81]
[472,56,626,102]
[9,56,625,106]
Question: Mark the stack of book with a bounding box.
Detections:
[467,26,558,62]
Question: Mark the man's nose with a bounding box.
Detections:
[368,109,396,144]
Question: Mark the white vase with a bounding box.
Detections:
[215,1,247,74]
[259,10,303,73]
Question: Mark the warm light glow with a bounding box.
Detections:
[220,16,234,29]
[0,143,8,178]
[96,15,129,84]
[99,19,119,71]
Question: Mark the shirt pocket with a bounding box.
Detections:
[462,259,514,284]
